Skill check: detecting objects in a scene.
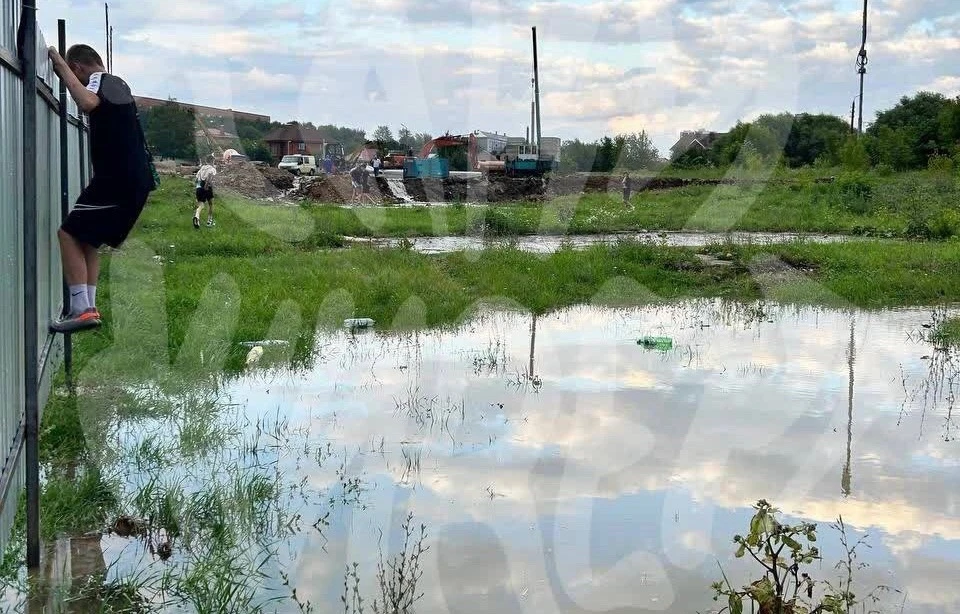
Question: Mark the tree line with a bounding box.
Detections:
[140,89,960,172]
[672,92,960,171]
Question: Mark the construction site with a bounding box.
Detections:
[180,26,573,206]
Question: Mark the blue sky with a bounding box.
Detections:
[37,0,959,154]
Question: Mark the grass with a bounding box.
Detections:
[933,316,960,347]
[291,170,960,239]
[10,166,960,610]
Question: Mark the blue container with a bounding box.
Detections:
[404,158,450,179]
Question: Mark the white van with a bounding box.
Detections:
[278,154,318,175]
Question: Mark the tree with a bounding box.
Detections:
[372,125,394,143]
[140,101,197,160]
[783,114,850,167]
[397,126,413,147]
[241,138,273,164]
[617,131,659,169]
[939,96,960,155]
[867,92,952,167]
[867,125,916,170]
[559,139,598,172]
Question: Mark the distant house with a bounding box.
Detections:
[134,96,269,123]
[473,130,509,160]
[264,122,332,159]
[195,127,239,149]
[669,130,725,160]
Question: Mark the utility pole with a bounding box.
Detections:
[104,3,110,70]
[856,0,868,136]
[850,97,857,132]
[109,25,114,72]
[532,27,542,153]
[842,317,856,497]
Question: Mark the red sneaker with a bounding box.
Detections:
[50,308,102,333]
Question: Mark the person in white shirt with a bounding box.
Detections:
[193,160,218,228]
[372,155,382,177]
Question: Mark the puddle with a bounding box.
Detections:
[346,231,864,253]
[4,301,959,612]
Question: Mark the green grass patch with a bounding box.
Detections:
[933,316,960,347]
[292,170,960,239]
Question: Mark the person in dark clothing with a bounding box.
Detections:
[48,43,154,333]
[349,164,363,202]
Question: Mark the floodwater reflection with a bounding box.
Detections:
[6,300,960,613]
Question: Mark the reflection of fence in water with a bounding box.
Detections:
[1,9,89,563]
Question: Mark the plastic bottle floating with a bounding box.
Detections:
[344,318,375,329]
[637,336,673,351]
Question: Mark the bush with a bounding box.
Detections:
[927,210,960,239]
[874,163,894,177]
[832,172,874,214]
[928,154,955,175]
[839,137,871,171]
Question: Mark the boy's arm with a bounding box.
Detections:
[47,47,100,114]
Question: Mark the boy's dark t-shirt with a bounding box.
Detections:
[85,72,153,199]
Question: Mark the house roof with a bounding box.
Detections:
[263,123,330,144]
[670,131,726,155]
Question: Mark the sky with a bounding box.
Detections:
[35,0,960,155]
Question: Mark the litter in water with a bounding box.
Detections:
[239,340,290,348]
[638,336,673,350]
[345,318,375,329]
[246,346,264,365]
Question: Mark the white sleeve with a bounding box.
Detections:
[86,72,104,94]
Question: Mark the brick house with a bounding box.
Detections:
[264,122,331,159]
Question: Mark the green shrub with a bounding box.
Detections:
[831,172,874,213]
[928,154,955,175]
[874,163,893,177]
[927,210,960,239]
[840,136,871,171]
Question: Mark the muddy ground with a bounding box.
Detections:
[170,162,832,205]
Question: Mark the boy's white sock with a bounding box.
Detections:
[87,285,97,309]
[68,284,90,315]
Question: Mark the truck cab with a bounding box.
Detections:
[278,155,318,175]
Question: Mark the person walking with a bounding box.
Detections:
[349,163,363,203]
[193,161,217,228]
[621,172,633,206]
[359,164,377,204]
[372,154,382,177]
[47,43,155,333]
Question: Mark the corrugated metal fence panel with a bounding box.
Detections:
[0,0,18,52]
[67,119,81,202]
[0,34,25,558]
[35,25,54,88]
[1,13,79,555]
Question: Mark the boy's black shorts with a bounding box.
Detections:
[61,180,150,249]
[196,186,214,202]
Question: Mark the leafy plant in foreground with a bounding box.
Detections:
[710,500,896,614]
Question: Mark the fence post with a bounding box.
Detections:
[57,20,72,386]
[20,0,42,570]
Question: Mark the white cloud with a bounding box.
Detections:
[36,0,960,155]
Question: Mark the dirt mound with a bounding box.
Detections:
[259,166,295,190]
[294,175,350,203]
[214,161,280,199]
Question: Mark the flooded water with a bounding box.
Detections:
[6,301,959,613]
[347,231,863,253]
